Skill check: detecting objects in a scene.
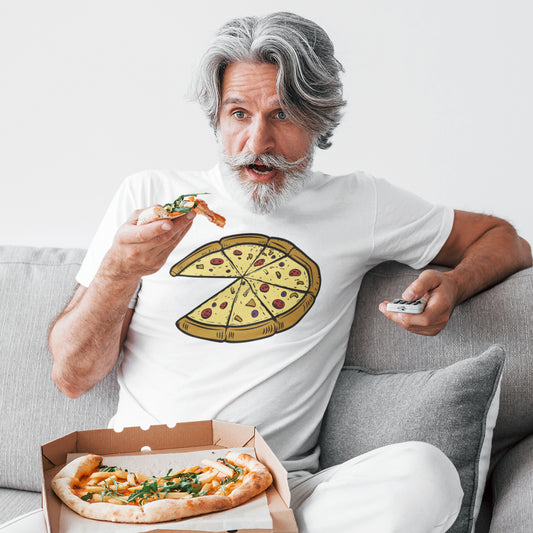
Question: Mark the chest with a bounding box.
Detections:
[135,195,374,344]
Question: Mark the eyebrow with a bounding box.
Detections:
[221,96,281,107]
[221,96,245,106]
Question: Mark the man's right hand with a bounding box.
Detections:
[103,208,196,281]
[49,207,196,399]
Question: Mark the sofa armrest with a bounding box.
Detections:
[489,434,533,532]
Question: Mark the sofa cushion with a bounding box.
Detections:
[0,489,41,526]
[319,345,505,533]
[489,434,533,532]
[346,262,533,468]
[0,246,119,493]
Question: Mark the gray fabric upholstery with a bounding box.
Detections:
[0,246,119,493]
[476,498,492,533]
[319,346,505,533]
[490,434,533,532]
[0,248,531,531]
[346,261,533,468]
[0,488,41,525]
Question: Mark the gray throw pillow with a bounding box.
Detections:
[319,345,505,533]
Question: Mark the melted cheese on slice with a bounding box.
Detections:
[177,251,241,278]
[221,243,266,276]
[228,280,273,326]
[246,279,307,317]
[245,255,310,291]
[187,280,241,326]
[242,246,288,275]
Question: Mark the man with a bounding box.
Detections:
[49,12,531,533]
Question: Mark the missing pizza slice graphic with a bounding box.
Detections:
[170,234,321,342]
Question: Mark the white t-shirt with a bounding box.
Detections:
[77,165,454,474]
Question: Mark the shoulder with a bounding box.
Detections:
[307,169,378,198]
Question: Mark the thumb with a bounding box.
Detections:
[402,270,441,301]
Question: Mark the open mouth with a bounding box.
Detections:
[248,163,276,175]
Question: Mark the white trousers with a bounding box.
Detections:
[290,441,464,533]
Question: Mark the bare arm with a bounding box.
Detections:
[379,210,532,336]
[49,209,196,398]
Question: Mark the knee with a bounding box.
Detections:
[294,442,463,533]
[393,441,463,527]
[401,441,461,492]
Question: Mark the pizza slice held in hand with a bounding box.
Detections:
[137,193,226,228]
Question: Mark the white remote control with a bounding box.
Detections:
[386,298,427,314]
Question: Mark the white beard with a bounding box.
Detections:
[218,143,314,215]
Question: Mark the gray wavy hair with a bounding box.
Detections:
[193,12,346,150]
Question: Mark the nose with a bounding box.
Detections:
[245,117,275,154]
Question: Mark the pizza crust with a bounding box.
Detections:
[169,241,224,277]
[220,234,270,249]
[176,316,228,342]
[225,452,275,508]
[51,452,273,524]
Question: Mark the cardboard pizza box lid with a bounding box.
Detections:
[41,419,297,533]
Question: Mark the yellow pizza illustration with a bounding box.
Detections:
[170,234,321,342]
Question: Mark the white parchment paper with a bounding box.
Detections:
[58,448,273,533]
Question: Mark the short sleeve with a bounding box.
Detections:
[369,178,454,269]
[76,173,148,307]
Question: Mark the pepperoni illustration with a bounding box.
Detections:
[171,235,321,343]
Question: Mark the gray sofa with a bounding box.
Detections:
[0,245,532,532]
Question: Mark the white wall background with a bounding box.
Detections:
[1,0,532,249]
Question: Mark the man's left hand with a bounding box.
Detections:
[379,270,459,336]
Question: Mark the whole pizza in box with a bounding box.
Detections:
[51,451,272,524]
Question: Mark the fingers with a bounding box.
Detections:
[108,210,196,280]
[401,270,442,301]
[120,211,196,246]
[378,302,445,336]
[379,270,457,336]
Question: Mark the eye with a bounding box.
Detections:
[275,110,288,120]
[232,110,246,120]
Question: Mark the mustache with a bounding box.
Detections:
[222,151,309,172]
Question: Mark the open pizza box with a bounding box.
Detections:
[41,420,298,533]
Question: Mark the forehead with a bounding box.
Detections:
[221,62,280,106]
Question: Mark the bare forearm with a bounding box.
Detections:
[49,208,195,397]
[381,211,531,337]
[49,266,138,398]
[442,222,532,305]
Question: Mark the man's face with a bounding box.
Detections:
[217,61,315,213]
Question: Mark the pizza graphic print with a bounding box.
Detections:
[170,234,321,342]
